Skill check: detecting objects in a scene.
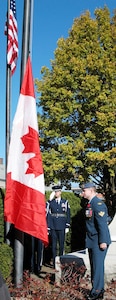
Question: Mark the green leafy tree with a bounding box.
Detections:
[35,7,116,207]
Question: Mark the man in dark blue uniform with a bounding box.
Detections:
[81,182,111,300]
[47,185,70,268]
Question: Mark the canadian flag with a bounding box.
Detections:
[4,56,48,245]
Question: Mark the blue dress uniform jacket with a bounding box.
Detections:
[85,196,111,248]
[47,198,70,230]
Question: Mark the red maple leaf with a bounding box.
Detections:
[21,126,43,177]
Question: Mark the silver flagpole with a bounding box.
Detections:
[14,0,34,287]
[20,0,32,87]
[5,0,11,245]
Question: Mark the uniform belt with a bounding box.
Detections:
[51,213,66,217]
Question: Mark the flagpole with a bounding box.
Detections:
[20,0,32,88]
[5,0,11,245]
[14,0,34,287]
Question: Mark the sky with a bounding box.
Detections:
[0,0,116,167]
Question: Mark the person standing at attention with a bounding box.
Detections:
[81,182,111,300]
[47,185,70,268]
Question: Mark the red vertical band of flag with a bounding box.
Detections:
[5,0,18,75]
[4,56,48,245]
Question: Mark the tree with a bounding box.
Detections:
[35,7,116,208]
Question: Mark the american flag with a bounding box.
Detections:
[5,0,18,75]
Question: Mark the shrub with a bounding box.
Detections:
[0,189,13,282]
[0,243,13,282]
[0,189,5,243]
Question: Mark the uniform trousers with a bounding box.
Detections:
[31,237,43,273]
[51,229,65,267]
[88,246,108,294]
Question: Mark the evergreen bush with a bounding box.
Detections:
[0,189,13,282]
[0,243,13,282]
[0,188,5,243]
